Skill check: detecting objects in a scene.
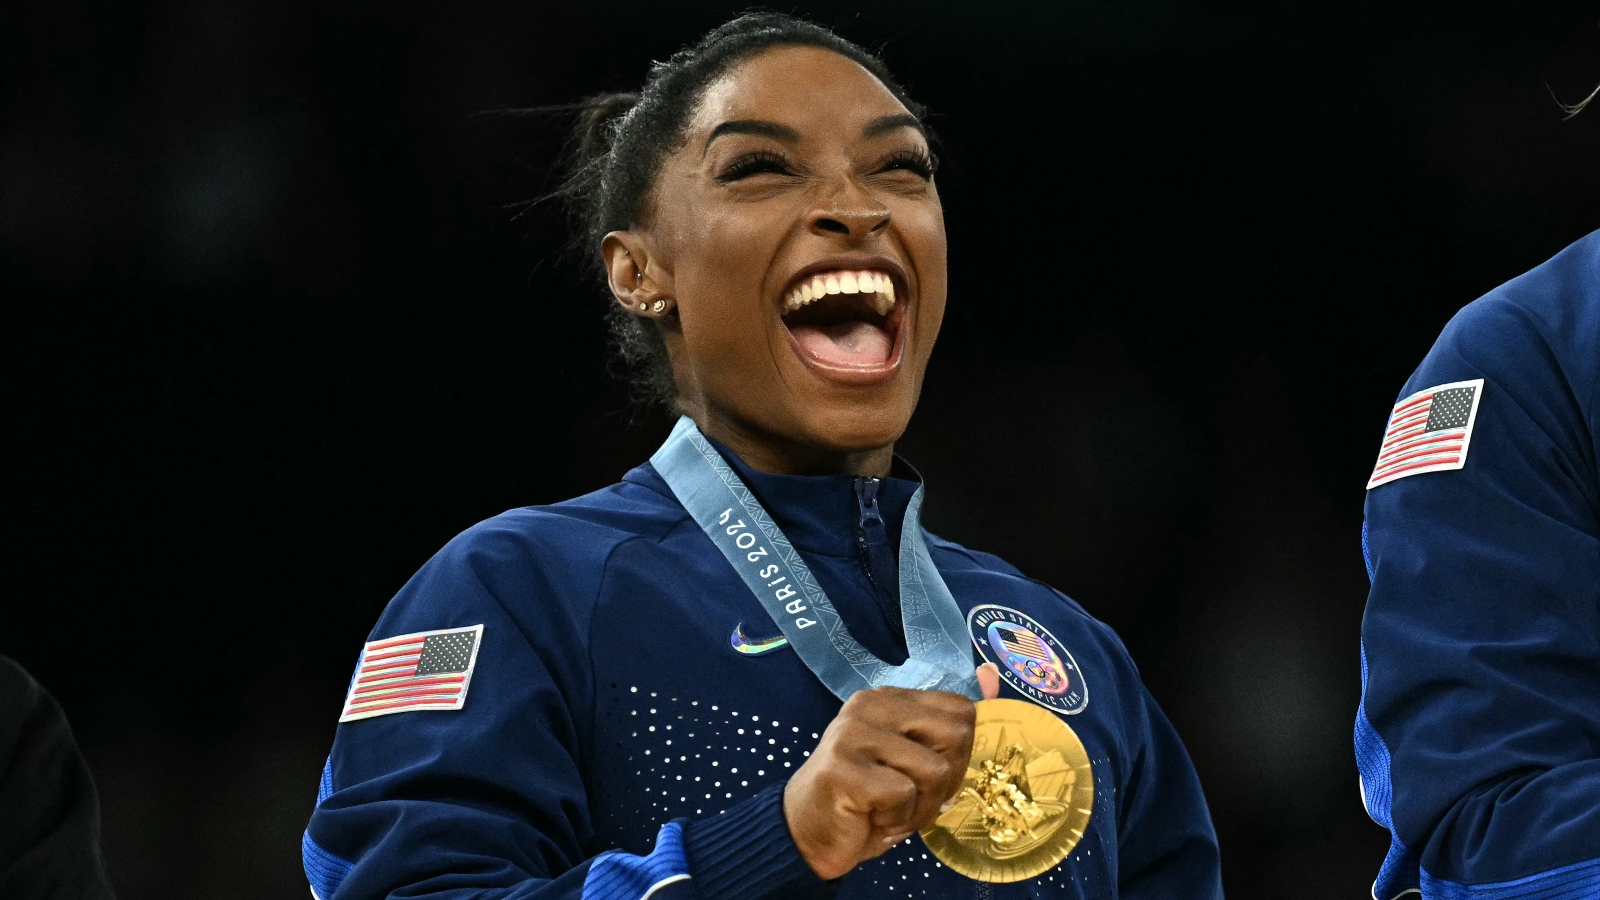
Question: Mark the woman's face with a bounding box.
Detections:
[605,45,947,474]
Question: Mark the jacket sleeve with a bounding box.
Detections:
[1105,630,1224,900]
[302,514,831,900]
[1356,287,1600,898]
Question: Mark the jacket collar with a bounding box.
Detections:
[639,432,921,559]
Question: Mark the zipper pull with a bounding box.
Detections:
[856,476,883,529]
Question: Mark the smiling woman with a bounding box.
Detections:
[561,23,947,475]
[301,13,1222,900]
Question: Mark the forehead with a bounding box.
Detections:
[687,45,912,137]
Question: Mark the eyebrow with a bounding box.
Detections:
[863,113,925,140]
[702,114,927,156]
[703,120,800,155]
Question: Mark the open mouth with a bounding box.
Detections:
[778,268,902,373]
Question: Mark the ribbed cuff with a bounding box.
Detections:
[680,781,837,900]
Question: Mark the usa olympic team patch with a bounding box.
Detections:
[339,625,483,722]
[1367,378,1484,490]
[967,605,1087,715]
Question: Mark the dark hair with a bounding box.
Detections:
[553,12,927,408]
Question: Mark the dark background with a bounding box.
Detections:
[4,0,1598,897]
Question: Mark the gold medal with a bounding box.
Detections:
[919,698,1094,883]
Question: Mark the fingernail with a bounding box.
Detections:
[939,801,955,813]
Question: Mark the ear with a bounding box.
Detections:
[601,231,674,318]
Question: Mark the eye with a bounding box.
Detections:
[876,147,937,180]
[716,151,795,182]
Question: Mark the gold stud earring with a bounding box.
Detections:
[637,302,647,311]
[652,299,667,314]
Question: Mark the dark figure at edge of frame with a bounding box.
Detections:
[302,13,1223,900]
[1,656,118,900]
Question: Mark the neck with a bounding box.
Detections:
[692,413,894,477]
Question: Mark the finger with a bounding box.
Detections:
[897,703,976,804]
[849,689,975,754]
[839,690,975,812]
[976,663,1000,699]
[835,760,919,833]
[864,733,963,832]
[876,720,972,810]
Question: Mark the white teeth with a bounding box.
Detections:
[781,269,898,315]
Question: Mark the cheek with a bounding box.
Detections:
[670,206,786,358]
[903,204,949,337]
[896,193,947,269]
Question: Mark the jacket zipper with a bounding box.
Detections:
[854,476,903,634]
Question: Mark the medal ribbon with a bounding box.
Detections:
[651,416,980,702]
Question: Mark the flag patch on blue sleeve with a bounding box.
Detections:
[339,625,484,722]
[1367,379,1484,490]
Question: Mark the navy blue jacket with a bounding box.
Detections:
[1357,230,1600,898]
[304,442,1222,899]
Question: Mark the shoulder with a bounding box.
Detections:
[925,532,1133,665]
[1364,233,1600,568]
[433,464,690,577]
[0,655,34,702]
[372,465,691,641]
[0,656,46,752]
[1417,230,1600,409]
[927,533,1094,614]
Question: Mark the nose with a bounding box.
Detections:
[808,187,890,238]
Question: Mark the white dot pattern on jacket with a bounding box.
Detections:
[591,684,1119,898]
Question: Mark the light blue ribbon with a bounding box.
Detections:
[651,416,980,702]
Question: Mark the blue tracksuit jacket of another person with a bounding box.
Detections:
[1357,229,1600,899]
[303,439,1223,899]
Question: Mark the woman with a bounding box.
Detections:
[1356,230,1600,898]
[303,14,1222,899]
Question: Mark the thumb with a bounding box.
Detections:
[975,663,1001,700]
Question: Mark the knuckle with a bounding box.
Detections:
[941,693,978,719]
[929,722,971,752]
[834,718,867,745]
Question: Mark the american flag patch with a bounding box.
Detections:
[998,627,1049,661]
[339,625,484,722]
[1367,379,1484,490]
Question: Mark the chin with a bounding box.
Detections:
[790,393,917,456]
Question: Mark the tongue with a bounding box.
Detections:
[790,321,893,366]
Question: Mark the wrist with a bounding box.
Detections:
[782,777,851,881]
[681,781,836,899]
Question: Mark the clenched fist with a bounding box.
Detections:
[783,664,1001,881]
